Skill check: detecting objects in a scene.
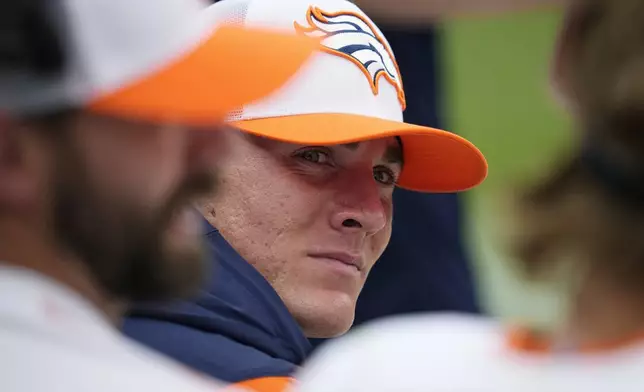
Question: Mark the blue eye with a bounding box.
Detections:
[297,149,331,164]
[373,166,397,186]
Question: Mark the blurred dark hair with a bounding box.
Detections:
[1,1,75,130]
[0,1,65,75]
[512,0,644,291]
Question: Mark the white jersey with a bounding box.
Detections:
[293,314,644,392]
[0,265,233,392]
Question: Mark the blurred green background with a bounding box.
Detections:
[441,9,573,325]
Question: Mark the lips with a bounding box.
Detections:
[308,252,363,272]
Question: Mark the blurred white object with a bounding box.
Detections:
[293,313,644,392]
[0,266,230,391]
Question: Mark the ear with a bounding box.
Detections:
[0,114,40,211]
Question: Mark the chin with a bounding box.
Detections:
[291,293,357,339]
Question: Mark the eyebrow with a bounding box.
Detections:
[341,141,404,166]
[384,143,404,166]
[343,142,360,150]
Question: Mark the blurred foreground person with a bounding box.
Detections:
[123,0,487,390]
[0,1,317,391]
[292,1,644,390]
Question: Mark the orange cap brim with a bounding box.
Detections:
[88,26,319,126]
[234,113,487,192]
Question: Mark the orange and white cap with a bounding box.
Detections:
[225,0,487,192]
[0,0,319,126]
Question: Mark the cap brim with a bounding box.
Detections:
[88,26,319,126]
[234,113,487,192]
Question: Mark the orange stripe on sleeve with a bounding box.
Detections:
[229,377,294,392]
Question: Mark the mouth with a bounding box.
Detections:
[308,252,363,273]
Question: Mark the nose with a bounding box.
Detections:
[329,173,387,236]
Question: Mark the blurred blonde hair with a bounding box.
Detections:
[513,0,644,292]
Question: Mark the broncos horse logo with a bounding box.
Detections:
[294,6,406,110]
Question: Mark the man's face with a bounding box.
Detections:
[21,113,223,302]
[204,130,402,338]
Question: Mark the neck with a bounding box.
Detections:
[0,220,124,326]
[560,272,644,350]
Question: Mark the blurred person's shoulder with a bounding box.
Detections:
[309,312,502,359]
[335,312,502,354]
[294,313,508,391]
[0,265,231,392]
[294,313,644,392]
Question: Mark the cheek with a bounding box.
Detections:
[215,159,326,278]
[219,149,324,229]
[82,130,186,209]
[370,219,393,257]
[367,197,393,260]
[231,175,320,245]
